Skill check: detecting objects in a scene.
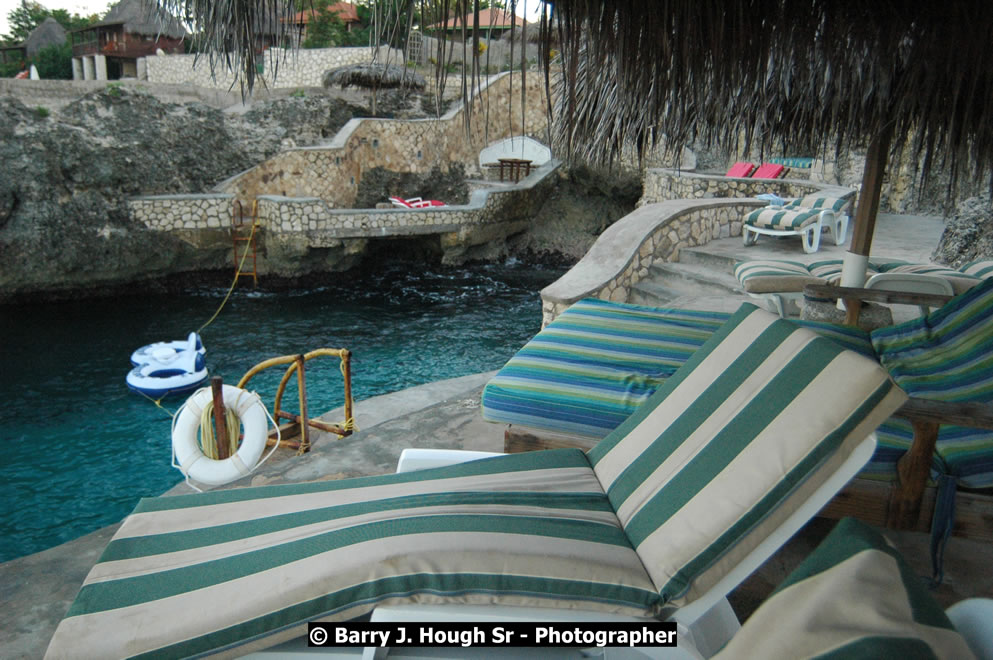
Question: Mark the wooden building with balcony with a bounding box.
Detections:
[70,0,186,80]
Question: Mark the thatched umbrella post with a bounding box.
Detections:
[323,63,426,116]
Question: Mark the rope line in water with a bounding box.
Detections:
[197,220,259,335]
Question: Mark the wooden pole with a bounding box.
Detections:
[210,376,229,460]
[850,121,895,257]
[295,355,310,453]
[341,349,353,433]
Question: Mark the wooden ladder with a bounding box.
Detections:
[232,200,259,286]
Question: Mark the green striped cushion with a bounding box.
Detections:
[588,305,906,607]
[806,259,885,285]
[734,259,822,293]
[784,195,851,213]
[714,518,974,659]
[46,449,661,658]
[883,264,982,295]
[869,277,993,488]
[745,208,820,231]
[959,259,993,279]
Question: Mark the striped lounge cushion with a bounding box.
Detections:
[480,298,730,438]
[959,259,993,279]
[481,299,877,439]
[588,304,906,608]
[745,208,821,231]
[45,449,662,658]
[867,277,993,488]
[714,518,974,659]
[881,263,982,295]
[734,259,823,293]
[784,195,851,213]
[768,157,815,169]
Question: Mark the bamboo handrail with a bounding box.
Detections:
[237,348,353,454]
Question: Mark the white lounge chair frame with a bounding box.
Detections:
[742,208,849,254]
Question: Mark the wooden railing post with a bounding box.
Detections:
[210,376,230,460]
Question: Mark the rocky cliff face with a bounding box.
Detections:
[0,88,364,302]
[933,194,993,266]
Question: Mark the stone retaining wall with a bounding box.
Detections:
[130,161,558,253]
[130,193,234,230]
[540,200,764,325]
[143,47,404,89]
[541,175,857,325]
[640,168,855,206]
[218,71,549,208]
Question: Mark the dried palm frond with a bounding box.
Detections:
[323,63,426,91]
[547,0,993,191]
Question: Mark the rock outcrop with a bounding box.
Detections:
[932,194,993,267]
[0,88,366,302]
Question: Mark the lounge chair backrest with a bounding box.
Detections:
[959,259,993,279]
[751,163,785,178]
[784,194,850,212]
[725,161,755,177]
[587,304,906,608]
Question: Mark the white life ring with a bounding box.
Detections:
[172,385,269,486]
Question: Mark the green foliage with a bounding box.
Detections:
[291,88,306,97]
[29,42,73,80]
[303,7,348,48]
[3,4,99,44]
[35,106,49,118]
[106,82,122,97]
[0,60,23,78]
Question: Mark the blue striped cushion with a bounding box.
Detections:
[481,299,876,438]
[588,305,905,606]
[46,449,662,657]
[869,277,993,488]
[745,208,820,230]
[714,518,974,658]
[881,263,982,294]
[767,156,815,168]
[481,299,730,437]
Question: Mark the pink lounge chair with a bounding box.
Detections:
[751,163,786,179]
[389,196,446,209]
[725,162,755,178]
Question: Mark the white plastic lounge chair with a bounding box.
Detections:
[45,305,907,659]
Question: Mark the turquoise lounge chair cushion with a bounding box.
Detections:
[745,207,821,231]
[867,277,993,488]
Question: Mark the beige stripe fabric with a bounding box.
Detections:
[715,549,974,659]
[589,305,906,608]
[116,466,600,539]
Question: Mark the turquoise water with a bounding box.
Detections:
[0,263,561,562]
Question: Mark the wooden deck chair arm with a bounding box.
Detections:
[803,284,954,309]
[889,399,993,529]
[804,284,954,326]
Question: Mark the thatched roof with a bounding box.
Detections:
[548,1,993,190]
[323,63,426,90]
[98,0,187,39]
[25,18,66,57]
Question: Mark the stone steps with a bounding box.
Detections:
[627,245,752,312]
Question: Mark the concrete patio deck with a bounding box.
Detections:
[3,211,990,659]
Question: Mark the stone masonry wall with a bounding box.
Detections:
[640,168,855,207]
[218,71,549,208]
[130,161,557,238]
[130,194,234,230]
[143,47,403,89]
[540,200,763,325]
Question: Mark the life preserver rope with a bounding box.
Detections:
[171,384,279,491]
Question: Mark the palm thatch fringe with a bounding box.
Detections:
[323,63,426,91]
[546,0,993,192]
